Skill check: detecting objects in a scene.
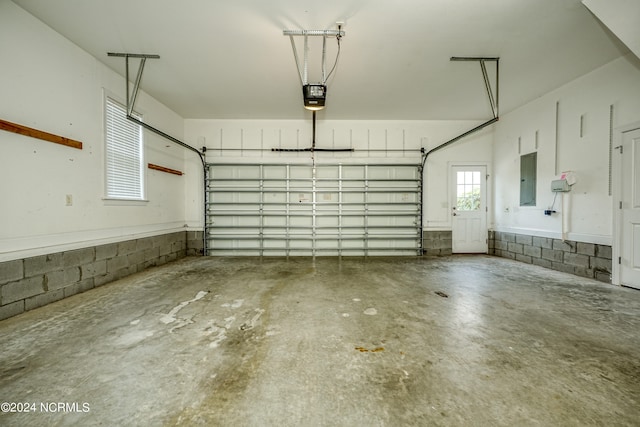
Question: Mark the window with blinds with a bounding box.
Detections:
[105,97,144,200]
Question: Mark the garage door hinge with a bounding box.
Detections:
[619,201,623,209]
[619,257,622,264]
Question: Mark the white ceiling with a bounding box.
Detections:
[12,0,630,121]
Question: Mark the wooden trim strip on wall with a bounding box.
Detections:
[148,163,183,176]
[0,118,83,150]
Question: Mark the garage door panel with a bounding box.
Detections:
[206,163,422,256]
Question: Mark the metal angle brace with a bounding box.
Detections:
[106,52,204,161]
[107,53,160,116]
[423,56,500,166]
[450,56,499,119]
[107,52,208,254]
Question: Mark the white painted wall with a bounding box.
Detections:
[6,0,636,262]
[0,1,192,262]
[493,54,640,245]
[582,0,640,60]
[184,118,494,232]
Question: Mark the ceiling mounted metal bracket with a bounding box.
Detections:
[107,53,160,116]
[107,52,208,254]
[423,56,500,167]
[284,25,345,111]
[283,29,345,86]
[450,57,499,119]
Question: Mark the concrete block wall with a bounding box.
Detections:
[187,231,204,256]
[423,230,452,256]
[0,231,190,321]
[489,231,612,283]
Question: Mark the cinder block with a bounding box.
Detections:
[142,259,158,269]
[96,243,118,261]
[117,265,137,279]
[595,270,612,283]
[81,260,107,279]
[127,251,145,267]
[143,247,160,262]
[107,256,129,273]
[592,257,612,273]
[502,251,516,260]
[159,244,172,256]
[152,234,171,248]
[135,238,154,252]
[25,289,65,311]
[507,243,524,254]
[117,240,138,256]
[24,253,62,277]
[495,241,508,251]
[94,272,116,287]
[493,249,502,257]
[576,243,596,257]
[187,238,204,249]
[429,239,451,250]
[63,279,95,298]
[0,260,23,285]
[436,231,452,240]
[502,233,516,243]
[532,258,552,269]
[553,239,576,253]
[1,276,45,304]
[524,245,542,258]
[532,236,553,249]
[516,254,532,264]
[516,234,533,246]
[564,253,590,268]
[62,247,95,268]
[45,267,81,291]
[422,239,436,250]
[596,245,612,260]
[551,262,575,274]
[171,241,186,253]
[0,300,25,321]
[542,248,563,262]
[573,267,595,279]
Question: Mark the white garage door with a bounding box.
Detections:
[206,162,422,256]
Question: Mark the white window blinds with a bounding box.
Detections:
[105,98,144,200]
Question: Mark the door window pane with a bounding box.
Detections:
[456,171,481,211]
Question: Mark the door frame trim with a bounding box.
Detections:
[449,161,491,253]
[612,121,640,286]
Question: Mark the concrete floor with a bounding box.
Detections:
[0,255,639,426]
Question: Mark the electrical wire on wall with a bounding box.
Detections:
[545,191,559,216]
[324,30,342,84]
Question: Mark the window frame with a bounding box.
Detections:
[104,95,146,201]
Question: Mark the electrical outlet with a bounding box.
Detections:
[65,194,73,206]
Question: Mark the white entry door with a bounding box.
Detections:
[619,128,640,289]
[451,165,487,253]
